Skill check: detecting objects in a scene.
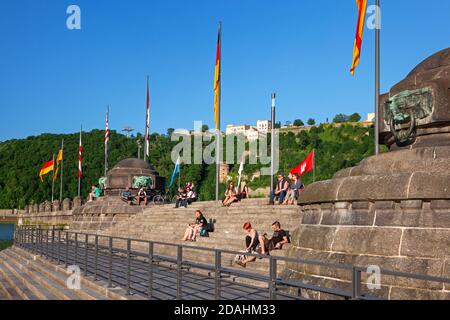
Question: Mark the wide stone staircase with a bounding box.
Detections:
[0,246,134,300]
[99,199,302,277]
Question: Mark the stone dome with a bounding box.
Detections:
[407,47,450,76]
[105,158,165,192]
[112,158,158,174]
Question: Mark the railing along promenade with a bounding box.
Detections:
[14,225,450,300]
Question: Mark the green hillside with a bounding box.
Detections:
[0,123,382,209]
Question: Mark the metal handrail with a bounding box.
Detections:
[13,225,450,300]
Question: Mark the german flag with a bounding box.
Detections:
[350,0,368,75]
[39,159,54,182]
[213,22,222,130]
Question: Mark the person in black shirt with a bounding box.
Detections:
[175,187,188,208]
[181,210,207,242]
[258,221,290,255]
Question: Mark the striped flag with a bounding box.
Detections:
[350,0,368,75]
[145,77,150,158]
[53,149,63,182]
[39,159,54,182]
[105,107,109,146]
[78,130,83,178]
[213,23,222,130]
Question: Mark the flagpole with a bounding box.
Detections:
[313,149,316,183]
[105,105,109,177]
[375,0,380,155]
[144,76,150,162]
[215,22,222,203]
[51,153,55,203]
[270,93,276,192]
[78,126,82,198]
[60,139,64,202]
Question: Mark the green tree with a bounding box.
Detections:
[348,113,362,122]
[307,118,316,126]
[333,114,349,123]
[293,119,304,127]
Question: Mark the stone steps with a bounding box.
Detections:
[2,248,100,300]
[0,246,139,300]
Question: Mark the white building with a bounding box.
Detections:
[246,127,262,142]
[225,125,251,136]
[365,113,376,122]
[256,120,272,133]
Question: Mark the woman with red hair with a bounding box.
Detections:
[235,222,260,268]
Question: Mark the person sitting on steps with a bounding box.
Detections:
[88,185,102,202]
[258,221,290,255]
[283,174,304,205]
[222,182,238,207]
[235,222,260,268]
[186,187,197,205]
[137,187,148,206]
[269,174,290,205]
[238,181,249,201]
[121,187,134,205]
[175,187,188,208]
[181,210,208,242]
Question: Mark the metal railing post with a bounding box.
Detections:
[269,257,278,300]
[108,237,113,288]
[148,241,154,299]
[352,267,362,299]
[84,234,89,276]
[65,232,69,268]
[214,250,222,300]
[94,235,98,281]
[176,246,183,300]
[46,228,49,258]
[74,233,78,266]
[57,230,61,265]
[51,227,55,261]
[126,239,131,295]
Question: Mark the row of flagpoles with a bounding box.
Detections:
[39,0,379,201]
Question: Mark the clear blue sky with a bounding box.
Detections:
[0,0,449,141]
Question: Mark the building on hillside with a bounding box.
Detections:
[225,125,251,136]
[256,120,272,133]
[246,127,265,142]
[365,113,375,122]
[219,163,229,183]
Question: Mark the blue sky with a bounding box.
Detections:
[0,0,449,141]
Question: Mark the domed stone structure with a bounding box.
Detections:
[71,158,165,233]
[105,158,165,195]
[285,48,450,300]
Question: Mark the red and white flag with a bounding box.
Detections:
[145,77,150,158]
[78,129,83,178]
[290,150,315,177]
[105,107,109,146]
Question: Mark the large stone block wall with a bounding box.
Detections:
[284,200,450,300]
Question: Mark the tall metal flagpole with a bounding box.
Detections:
[270,93,276,192]
[78,126,82,198]
[144,76,150,162]
[105,106,109,177]
[375,0,381,155]
[51,153,55,203]
[59,139,64,202]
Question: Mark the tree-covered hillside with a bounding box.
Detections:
[0,123,381,208]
